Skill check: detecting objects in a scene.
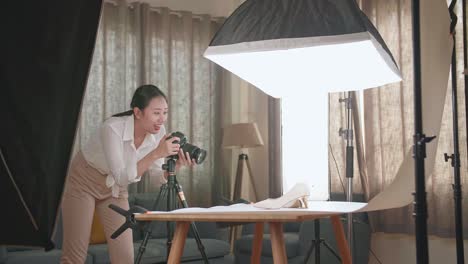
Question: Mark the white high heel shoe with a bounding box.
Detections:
[254,183,310,209]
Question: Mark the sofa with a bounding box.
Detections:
[233,193,371,264]
[0,192,232,264]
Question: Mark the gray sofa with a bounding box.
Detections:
[0,192,232,264]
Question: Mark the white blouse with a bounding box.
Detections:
[81,114,166,197]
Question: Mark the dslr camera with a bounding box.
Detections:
[167,131,207,164]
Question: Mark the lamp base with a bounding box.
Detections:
[230,153,258,252]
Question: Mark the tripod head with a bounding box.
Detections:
[162,157,177,174]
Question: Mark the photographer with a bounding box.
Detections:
[60,84,195,264]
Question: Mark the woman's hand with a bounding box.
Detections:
[175,149,196,171]
[154,135,180,158]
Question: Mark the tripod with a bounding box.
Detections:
[134,157,209,264]
[109,158,210,263]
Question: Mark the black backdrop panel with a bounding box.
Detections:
[0,0,102,248]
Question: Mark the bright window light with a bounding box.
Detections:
[282,92,329,200]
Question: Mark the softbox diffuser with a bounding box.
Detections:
[204,0,402,98]
[0,0,102,248]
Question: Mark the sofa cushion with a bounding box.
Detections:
[241,222,301,235]
[144,238,230,263]
[234,233,299,259]
[4,249,92,264]
[181,238,230,261]
[87,244,111,264]
[88,238,230,264]
[0,246,6,263]
[235,254,304,264]
[87,243,165,264]
[187,222,228,240]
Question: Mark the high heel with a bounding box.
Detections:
[254,183,310,209]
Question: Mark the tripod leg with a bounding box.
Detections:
[135,184,168,264]
[303,219,321,264]
[321,240,342,262]
[244,156,259,201]
[167,183,177,258]
[175,184,210,264]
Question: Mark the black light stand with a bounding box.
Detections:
[339,91,355,262]
[303,219,341,264]
[445,1,465,263]
[464,0,468,181]
[302,93,356,264]
[109,157,209,264]
[411,0,436,263]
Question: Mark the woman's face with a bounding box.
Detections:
[137,96,168,134]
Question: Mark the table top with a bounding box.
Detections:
[134,210,342,222]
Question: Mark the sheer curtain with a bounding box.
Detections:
[75,1,225,207]
[329,0,468,238]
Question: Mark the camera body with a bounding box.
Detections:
[167,131,207,164]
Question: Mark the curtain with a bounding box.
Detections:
[329,0,468,238]
[74,1,225,207]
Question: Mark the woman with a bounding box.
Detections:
[60,84,194,264]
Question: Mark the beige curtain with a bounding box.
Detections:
[75,1,225,207]
[329,0,468,238]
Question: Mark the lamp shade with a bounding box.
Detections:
[222,122,264,149]
[204,0,402,98]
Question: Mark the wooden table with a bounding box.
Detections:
[135,210,351,264]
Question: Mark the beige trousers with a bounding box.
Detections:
[60,152,134,264]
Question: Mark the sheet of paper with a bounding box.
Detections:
[142,202,367,215]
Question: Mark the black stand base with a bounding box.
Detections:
[303,219,341,264]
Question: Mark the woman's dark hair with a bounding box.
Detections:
[113,84,167,117]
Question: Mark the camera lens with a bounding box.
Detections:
[182,143,207,164]
[167,131,207,164]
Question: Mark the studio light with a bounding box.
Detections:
[204,0,402,98]
[204,0,403,262]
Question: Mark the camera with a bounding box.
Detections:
[167,131,207,164]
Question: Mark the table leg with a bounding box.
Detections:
[269,222,287,263]
[167,221,190,264]
[330,215,352,264]
[250,222,264,264]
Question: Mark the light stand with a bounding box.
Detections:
[445,1,465,263]
[411,1,436,263]
[339,92,355,262]
[303,92,356,264]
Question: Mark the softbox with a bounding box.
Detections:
[204,0,402,98]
